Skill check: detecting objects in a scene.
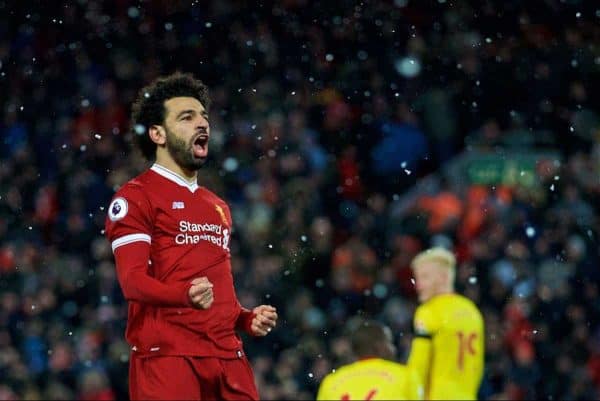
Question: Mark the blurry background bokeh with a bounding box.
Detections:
[1,0,599,399]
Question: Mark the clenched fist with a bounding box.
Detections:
[188,277,214,309]
[250,305,278,336]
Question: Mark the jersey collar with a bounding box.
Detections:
[151,163,199,193]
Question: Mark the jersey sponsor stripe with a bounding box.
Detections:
[112,233,151,252]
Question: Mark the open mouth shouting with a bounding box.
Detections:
[192,133,209,158]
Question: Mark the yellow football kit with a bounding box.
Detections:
[408,293,484,400]
[316,358,423,400]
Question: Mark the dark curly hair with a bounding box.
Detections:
[130,72,211,160]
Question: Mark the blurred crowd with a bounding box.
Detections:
[1,0,599,399]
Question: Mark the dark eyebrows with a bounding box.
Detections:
[175,109,195,119]
[174,109,208,120]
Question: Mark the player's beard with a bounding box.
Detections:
[165,128,206,171]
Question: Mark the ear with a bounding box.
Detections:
[149,125,167,145]
[440,269,452,285]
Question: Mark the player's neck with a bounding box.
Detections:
[357,356,380,361]
[434,288,455,298]
[154,158,198,184]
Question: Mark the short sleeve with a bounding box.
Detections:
[105,184,154,252]
[413,304,438,337]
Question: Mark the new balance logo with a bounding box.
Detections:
[172,201,185,209]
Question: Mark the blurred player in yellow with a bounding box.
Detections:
[408,247,484,400]
[317,319,423,400]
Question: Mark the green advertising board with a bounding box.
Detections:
[464,153,559,187]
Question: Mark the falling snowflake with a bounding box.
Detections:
[526,227,536,238]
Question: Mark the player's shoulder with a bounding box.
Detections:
[448,293,482,315]
[318,366,341,390]
[415,300,435,319]
[107,172,155,219]
[362,359,419,386]
[377,359,412,374]
[113,170,155,198]
[199,186,228,207]
[324,359,368,380]
[385,361,421,386]
[431,294,483,326]
[429,293,468,308]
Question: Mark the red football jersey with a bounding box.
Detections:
[105,163,249,358]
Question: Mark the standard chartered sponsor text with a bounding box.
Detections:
[176,220,229,249]
[179,220,222,234]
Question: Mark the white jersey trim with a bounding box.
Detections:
[151,163,199,193]
[112,233,151,252]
